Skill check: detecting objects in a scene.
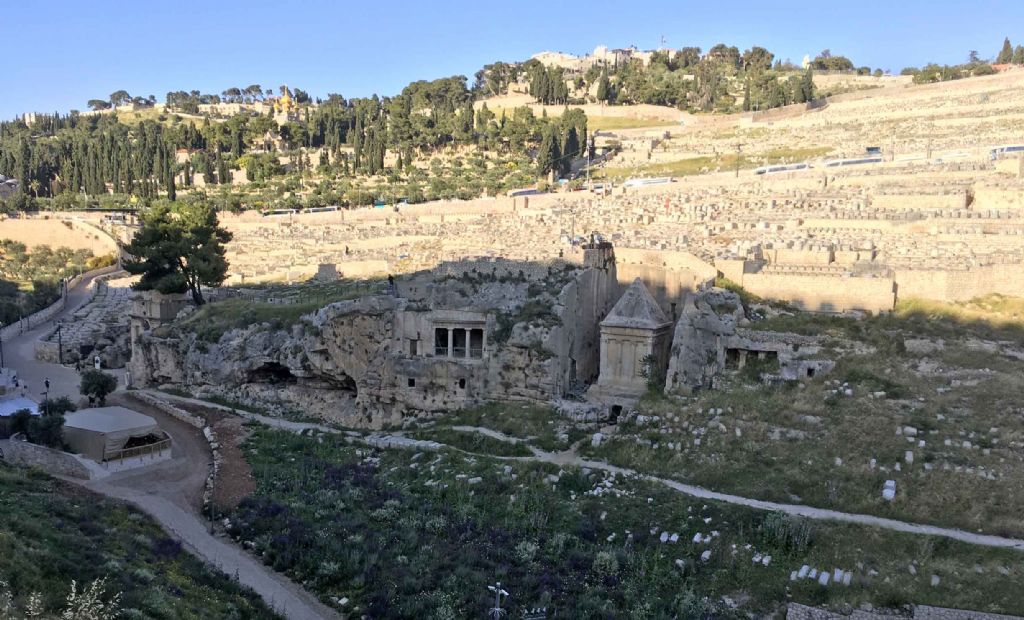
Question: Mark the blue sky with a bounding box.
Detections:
[2,0,1020,119]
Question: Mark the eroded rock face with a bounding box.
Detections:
[665,288,745,392]
[131,257,617,428]
[134,295,400,427]
[664,288,834,393]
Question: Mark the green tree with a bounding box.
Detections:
[997,37,1014,63]
[1013,45,1024,65]
[799,68,815,103]
[596,69,611,103]
[8,408,33,436]
[40,397,76,417]
[27,415,65,448]
[123,200,232,305]
[536,125,560,178]
[80,369,118,406]
[109,90,131,108]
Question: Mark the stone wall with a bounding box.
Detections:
[870,192,968,211]
[786,602,1021,620]
[0,218,116,254]
[0,264,122,343]
[895,263,1024,302]
[0,438,92,479]
[733,271,896,313]
[972,186,1024,211]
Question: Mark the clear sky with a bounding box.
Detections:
[2,0,1021,120]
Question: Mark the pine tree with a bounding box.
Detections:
[1014,45,1024,65]
[998,37,1014,63]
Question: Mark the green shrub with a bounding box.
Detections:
[761,512,814,554]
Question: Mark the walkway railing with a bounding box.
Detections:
[103,438,172,465]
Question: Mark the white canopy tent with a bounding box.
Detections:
[64,407,163,462]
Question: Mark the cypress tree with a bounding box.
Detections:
[998,37,1014,64]
[596,70,609,103]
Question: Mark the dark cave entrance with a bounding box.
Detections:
[249,362,298,385]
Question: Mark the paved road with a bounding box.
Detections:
[88,481,337,620]
[3,279,340,619]
[4,270,123,401]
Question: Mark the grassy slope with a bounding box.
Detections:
[582,295,1024,538]
[177,279,382,343]
[0,464,277,619]
[593,147,833,180]
[227,426,1024,618]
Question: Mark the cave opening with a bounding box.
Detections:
[249,362,298,385]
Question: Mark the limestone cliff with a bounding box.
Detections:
[133,296,399,427]
[664,289,745,393]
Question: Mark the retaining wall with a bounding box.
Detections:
[895,263,1024,302]
[870,192,968,211]
[0,438,91,479]
[0,264,122,344]
[787,602,1021,620]
[733,271,896,313]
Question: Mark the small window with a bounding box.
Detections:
[806,367,815,378]
[407,377,416,387]
[409,339,418,356]
[458,378,466,389]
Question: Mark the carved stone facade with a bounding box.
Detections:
[590,278,673,402]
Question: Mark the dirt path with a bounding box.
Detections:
[147,395,1024,552]
[85,480,338,620]
[74,393,341,619]
[403,425,1024,552]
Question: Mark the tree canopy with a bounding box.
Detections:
[123,200,232,305]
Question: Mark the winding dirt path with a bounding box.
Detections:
[147,396,1024,552]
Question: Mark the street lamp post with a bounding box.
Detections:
[56,322,63,365]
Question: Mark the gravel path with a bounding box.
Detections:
[418,426,1024,552]
[86,480,338,620]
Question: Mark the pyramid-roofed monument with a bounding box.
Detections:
[600,278,672,330]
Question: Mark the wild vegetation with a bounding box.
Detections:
[224,425,1024,617]
[0,464,276,618]
[580,294,1024,538]
[176,278,382,343]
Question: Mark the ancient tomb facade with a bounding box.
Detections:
[591,278,673,400]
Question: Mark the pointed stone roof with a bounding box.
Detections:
[601,278,671,330]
